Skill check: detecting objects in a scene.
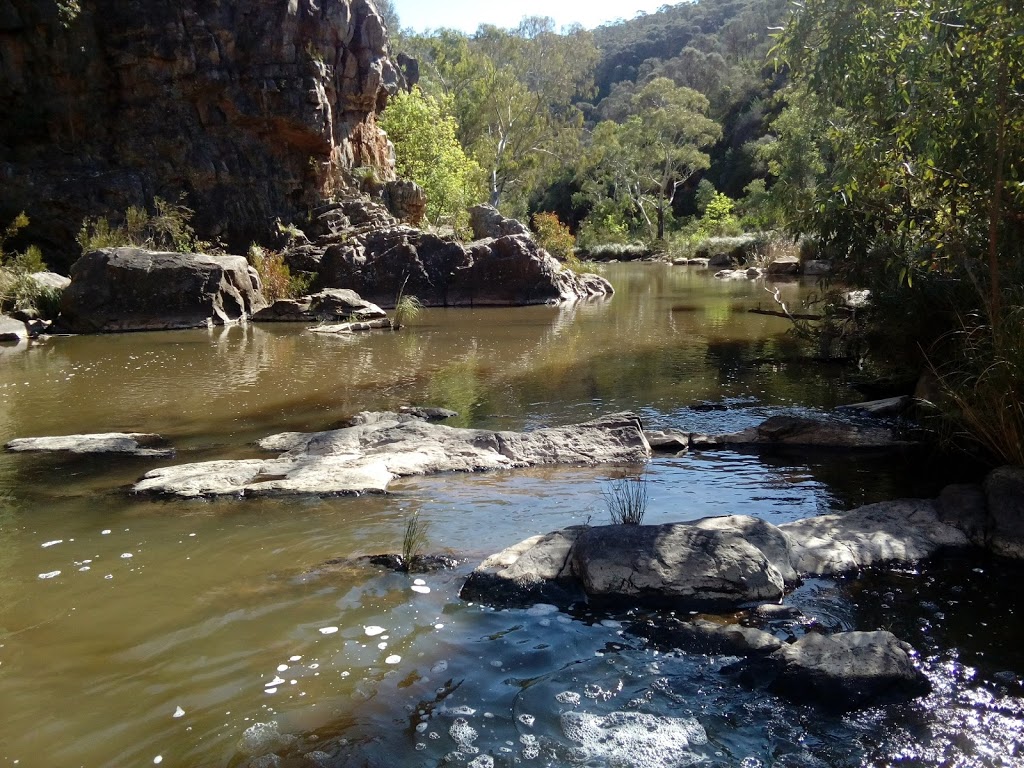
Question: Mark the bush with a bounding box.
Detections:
[0,213,62,320]
[247,245,310,303]
[532,212,578,267]
[77,196,209,254]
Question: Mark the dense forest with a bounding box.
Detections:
[381,0,1024,466]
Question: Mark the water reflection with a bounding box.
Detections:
[0,265,1010,767]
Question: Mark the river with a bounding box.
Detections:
[0,264,1021,767]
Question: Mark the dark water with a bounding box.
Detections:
[0,264,1018,767]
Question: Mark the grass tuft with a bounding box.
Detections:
[401,512,430,572]
[603,473,649,525]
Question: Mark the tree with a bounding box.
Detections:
[579,78,721,240]
[775,0,1024,328]
[399,19,599,215]
[379,87,485,230]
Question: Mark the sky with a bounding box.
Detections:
[389,0,677,33]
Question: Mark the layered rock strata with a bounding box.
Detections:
[1,0,402,271]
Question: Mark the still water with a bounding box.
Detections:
[0,264,1020,767]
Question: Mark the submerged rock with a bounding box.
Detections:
[716,414,906,451]
[253,289,387,323]
[59,248,267,333]
[133,412,650,498]
[742,630,930,712]
[631,616,783,656]
[5,432,173,457]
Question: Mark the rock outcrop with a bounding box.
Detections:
[133,411,650,497]
[5,432,173,457]
[59,248,267,332]
[1,0,402,271]
[468,204,532,240]
[463,502,970,609]
[739,631,930,712]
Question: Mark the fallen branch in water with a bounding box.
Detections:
[748,308,823,321]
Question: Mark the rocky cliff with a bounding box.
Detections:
[0,0,402,272]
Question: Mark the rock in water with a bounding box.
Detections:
[0,0,403,270]
[761,631,930,712]
[59,248,267,332]
[5,432,173,457]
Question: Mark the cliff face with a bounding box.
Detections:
[0,0,401,271]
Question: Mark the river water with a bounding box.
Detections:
[0,264,1021,767]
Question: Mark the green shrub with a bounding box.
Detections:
[77,196,208,254]
[247,245,304,303]
[532,212,579,268]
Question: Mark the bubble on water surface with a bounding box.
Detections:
[555,691,581,705]
[434,623,445,629]
[414,578,426,585]
[101,530,111,535]
[237,721,296,757]
[526,603,559,616]
[153,757,162,765]
[518,714,535,727]
[173,706,185,718]
[38,571,60,579]
[560,711,707,767]
[385,655,401,664]
[265,676,286,687]
[468,756,493,768]
[431,660,448,674]
[411,585,431,594]
[364,625,386,636]
[276,664,288,672]
[289,655,301,662]
[377,642,387,650]
[416,722,429,733]
[41,540,63,548]
[449,717,478,748]
[318,627,338,635]
[120,553,133,559]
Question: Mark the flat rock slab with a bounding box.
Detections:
[779,499,968,576]
[754,630,930,712]
[461,515,796,610]
[5,432,174,457]
[717,415,905,451]
[134,412,650,498]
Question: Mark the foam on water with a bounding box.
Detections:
[560,711,707,768]
[364,625,386,636]
[449,717,478,749]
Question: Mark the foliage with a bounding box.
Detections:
[603,473,649,525]
[379,87,485,232]
[77,196,209,254]
[531,212,577,265]
[400,19,599,214]
[247,245,310,303]
[695,192,742,238]
[0,213,61,319]
[400,512,430,572]
[766,0,1024,462]
[392,294,423,329]
[576,78,721,240]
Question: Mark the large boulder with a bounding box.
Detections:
[59,247,267,332]
[317,228,612,307]
[756,631,930,712]
[468,204,532,240]
[1,0,404,271]
[461,514,796,610]
[0,314,28,342]
[779,499,968,575]
[134,411,650,497]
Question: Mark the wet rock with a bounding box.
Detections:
[935,483,989,547]
[836,395,911,417]
[0,314,28,342]
[717,415,906,451]
[631,616,783,656]
[468,204,531,240]
[308,318,392,334]
[5,432,173,457]
[134,412,650,498]
[757,631,930,712]
[398,406,458,421]
[254,289,387,323]
[779,499,968,576]
[307,552,461,577]
[59,248,267,333]
[644,430,690,454]
[984,466,1024,558]
[462,514,795,610]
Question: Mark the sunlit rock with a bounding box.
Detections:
[5,432,174,457]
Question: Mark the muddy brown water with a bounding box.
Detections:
[0,264,1019,767]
